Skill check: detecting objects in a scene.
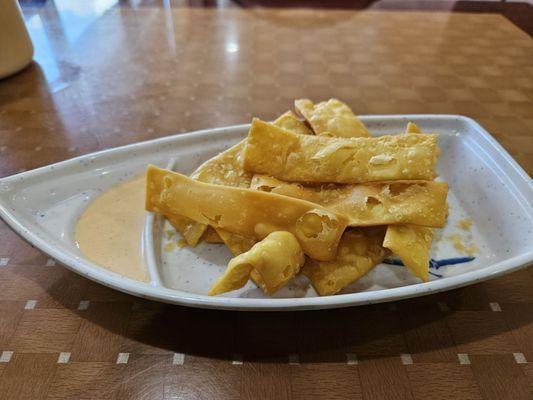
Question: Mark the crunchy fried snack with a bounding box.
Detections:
[383,225,434,282]
[146,166,348,261]
[168,141,251,246]
[303,228,390,296]
[379,122,434,282]
[209,111,314,255]
[243,119,439,183]
[250,175,448,228]
[171,111,313,247]
[202,226,224,244]
[216,229,256,256]
[166,214,206,246]
[295,98,369,138]
[406,121,422,134]
[209,231,305,296]
[274,110,314,136]
[147,101,449,297]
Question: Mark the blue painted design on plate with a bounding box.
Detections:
[383,257,476,278]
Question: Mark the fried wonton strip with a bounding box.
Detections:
[274,110,314,136]
[216,229,256,256]
[294,98,370,138]
[168,217,204,246]
[169,141,253,246]
[303,228,390,296]
[208,111,313,253]
[208,259,253,296]
[383,225,433,282]
[175,110,313,247]
[190,110,310,190]
[179,107,311,243]
[190,142,251,187]
[146,166,348,261]
[209,231,305,296]
[243,119,439,183]
[166,215,206,246]
[373,121,433,281]
[250,175,448,228]
[406,122,421,134]
[202,226,224,244]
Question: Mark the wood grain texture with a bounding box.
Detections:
[358,357,414,400]
[0,3,532,399]
[446,311,520,355]
[241,363,291,400]
[71,302,132,362]
[116,354,169,400]
[291,364,362,400]
[46,362,124,400]
[0,353,57,400]
[502,303,533,361]
[164,357,241,400]
[401,302,458,363]
[8,309,81,353]
[0,301,25,348]
[470,355,533,400]
[406,364,483,400]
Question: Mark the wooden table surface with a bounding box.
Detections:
[1,2,532,399]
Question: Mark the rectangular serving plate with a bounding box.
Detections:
[0,115,531,311]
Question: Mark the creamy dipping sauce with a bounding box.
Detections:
[75,174,149,282]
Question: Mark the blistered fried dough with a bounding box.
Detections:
[190,141,252,187]
[208,261,251,295]
[209,231,305,296]
[406,122,422,134]
[202,226,224,244]
[190,110,310,190]
[303,228,390,296]
[169,141,253,246]
[216,229,256,256]
[383,225,433,282]
[176,111,313,247]
[167,214,206,246]
[146,166,204,245]
[250,175,448,228]
[169,217,202,246]
[294,99,370,138]
[204,111,312,252]
[376,121,434,282]
[243,119,439,183]
[146,166,348,261]
[214,229,281,292]
[249,232,305,294]
[378,123,434,282]
[273,110,314,136]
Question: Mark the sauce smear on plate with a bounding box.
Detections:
[75,174,149,282]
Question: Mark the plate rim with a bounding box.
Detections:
[1,114,532,311]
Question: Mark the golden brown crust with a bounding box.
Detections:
[273,110,313,136]
[303,228,390,296]
[180,111,313,247]
[383,225,434,282]
[243,119,440,183]
[208,231,305,296]
[202,226,224,244]
[146,165,348,261]
[250,175,448,228]
[215,228,256,255]
[294,98,369,138]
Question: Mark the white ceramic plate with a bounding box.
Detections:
[0,115,531,310]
